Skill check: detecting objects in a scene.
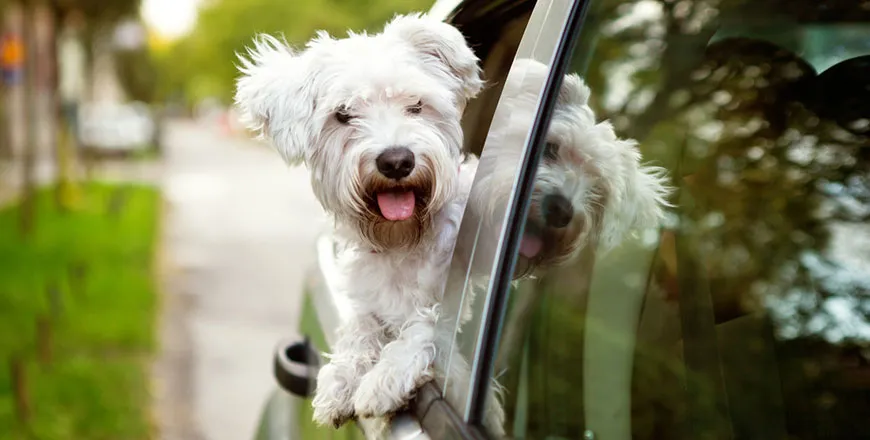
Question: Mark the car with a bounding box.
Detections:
[257,0,870,438]
[78,101,156,154]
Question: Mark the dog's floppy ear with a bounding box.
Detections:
[385,13,483,101]
[599,138,673,250]
[235,34,317,165]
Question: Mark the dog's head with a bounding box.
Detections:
[481,59,672,276]
[234,14,483,251]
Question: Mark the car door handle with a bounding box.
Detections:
[273,336,320,398]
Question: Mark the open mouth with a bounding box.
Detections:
[376,190,416,221]
[519,221,546,259]
[371,187,429,221]
[519,233,544,259]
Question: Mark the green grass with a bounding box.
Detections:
[0,182,160,439]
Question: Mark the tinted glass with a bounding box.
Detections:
[486,1,870,439]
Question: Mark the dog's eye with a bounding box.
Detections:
[335,106,355,124]
[543,142,560,160]
[407,100,423,115]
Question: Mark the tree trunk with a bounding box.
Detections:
[52,6,80,212]
[49,6,65,211]
[36,314,53,365]
[0,7,13,159]
[10,356,30,423]
[18,0,38,236]
[0,91,9,159]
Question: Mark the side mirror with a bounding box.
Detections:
[273,337,320,398]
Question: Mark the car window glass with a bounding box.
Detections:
[434,0,578,428]
[484,1,870,439]
[459,11,532,157]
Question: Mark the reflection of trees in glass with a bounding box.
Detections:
[491,2,870,438]
[496,2,870,438]
[579,0,870,347]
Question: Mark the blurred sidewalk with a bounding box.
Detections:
[0,159,55,206]
[155,119,328,440]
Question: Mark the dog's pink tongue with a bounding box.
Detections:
[377,191,415,221]
[519,235,543,259]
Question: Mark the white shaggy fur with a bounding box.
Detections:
[234,13,483,432]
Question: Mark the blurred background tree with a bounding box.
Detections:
[53,0,140,28]
[153,0,434,108]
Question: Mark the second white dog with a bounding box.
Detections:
[234,13,483,428]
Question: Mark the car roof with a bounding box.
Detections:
[431,0,532,23]
[429,0,463,20]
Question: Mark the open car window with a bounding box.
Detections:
[449,0,537,158]
[432,0,582,432]
[484,0,870,439]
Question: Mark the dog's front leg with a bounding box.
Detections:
[312,313,385,428]
[353,308,437,418]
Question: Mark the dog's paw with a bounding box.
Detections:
[311,363,357,427]
[352,365,432,418]
[312,398,354,429]
[352,372,404,418]
[483,398,507,438]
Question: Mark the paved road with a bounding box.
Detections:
[155,120,328,440]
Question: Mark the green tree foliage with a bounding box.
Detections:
[53,0,140,29]
[115,47,158,103]
[155,0,435,106]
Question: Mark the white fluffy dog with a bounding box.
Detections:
[233,14,483,429]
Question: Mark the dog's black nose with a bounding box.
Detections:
[376,147,415,180]
[542,194,573,228]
